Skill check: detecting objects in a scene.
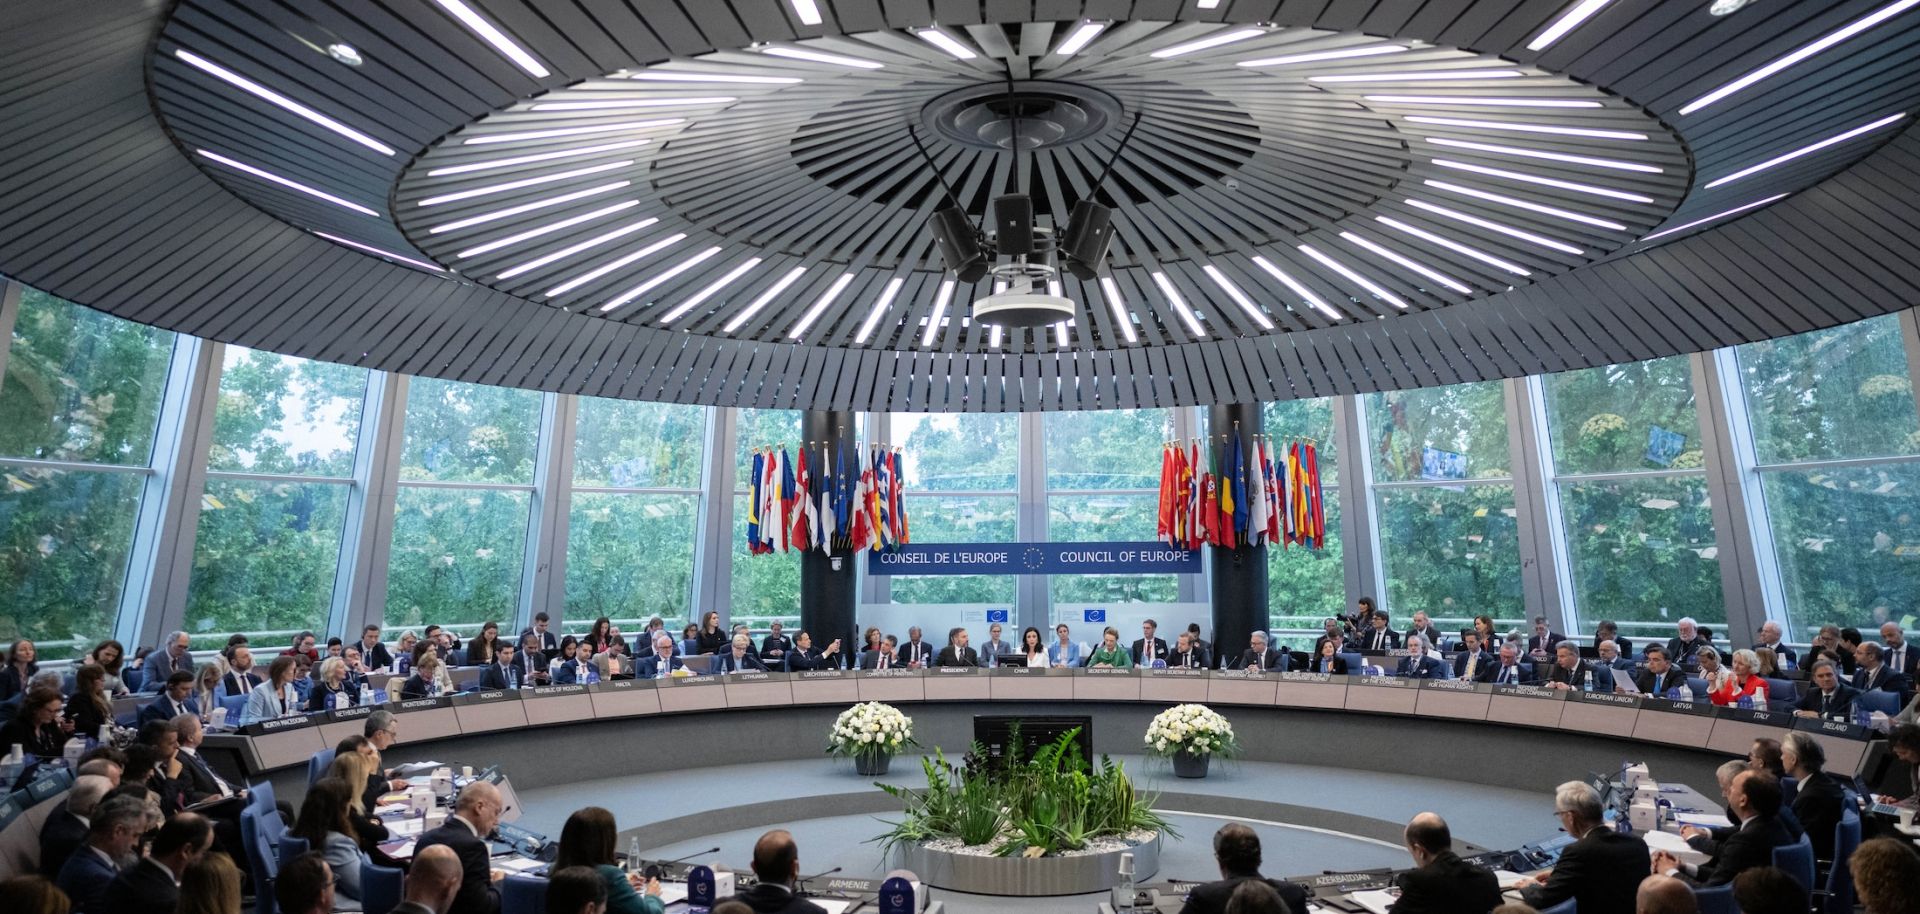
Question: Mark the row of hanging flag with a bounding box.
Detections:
[1155,433,1326,550]
[746,444,911,555]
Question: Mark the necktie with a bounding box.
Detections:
[880,653,889,669]
[1465,655,1478,680]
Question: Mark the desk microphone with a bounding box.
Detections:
[643,846,720,879]
[796,866,843,894]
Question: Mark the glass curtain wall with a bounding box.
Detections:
[1262,398,1343,630]
[1046,409,1178,609]
[887,412,1018,604]
[730,408,804,630]
[566,397,706,633]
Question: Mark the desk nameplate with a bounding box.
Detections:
[790,670,859,706]
[325,704,379,724]
[452,689,520,706]
[1138,669,1210,703]
[924,666,991,701]
[1414,679,1491,721]
[454,691,529,732]
[588,678,662,719]
[1705,710,1795,756]
[1631,705,1713,748]
[1271,672,1348,710]
[1488,685,1569,729]
[1205,671,1276,707]
[724,672,795,709]
[1074,668,1142,702]
[522,684,594,725]
[990,668,1078,701]
[1344,676,1420,715]
[1795,717,1872,775]
[857,669,927,703]
[1559,691,1640,735]
[658,675,729,713]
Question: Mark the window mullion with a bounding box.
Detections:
[331,371,408,637]
[115,335,221,651]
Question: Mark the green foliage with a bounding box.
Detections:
[1263,398,1343,626]
[730,409,804,629]
[889,414,1017,604]
[1368,381,1510,482]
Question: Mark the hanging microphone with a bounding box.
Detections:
[643,847,721,879]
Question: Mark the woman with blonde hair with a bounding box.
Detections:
[192,657,229,721]
[327,745,405,869]
[1697,646,1732,695]
[305,657,357,711]
[401,652,443,699]
[177,852,243,914]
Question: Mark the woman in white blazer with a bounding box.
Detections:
[241,655,301,725]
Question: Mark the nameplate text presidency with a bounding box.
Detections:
[865,541,1201,576]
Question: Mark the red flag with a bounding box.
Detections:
[1156,446,1174,544]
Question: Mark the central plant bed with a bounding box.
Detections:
[874,728,1170,896]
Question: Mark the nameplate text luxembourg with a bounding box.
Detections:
[865,541,1201,576]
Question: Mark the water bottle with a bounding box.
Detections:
[1666,686,1684,701]
[1854,706,1872,728]
[1111,851,1136,913]
[361,684,375,706]
[627,836,642,876]
[1736,694,1752,710]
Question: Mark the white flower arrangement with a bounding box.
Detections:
[827,701,917,760]
[1144,704,1238,758]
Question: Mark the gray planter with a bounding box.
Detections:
[855,751,891,776]
[1172,749,1210,779]
[896,834,1160,896]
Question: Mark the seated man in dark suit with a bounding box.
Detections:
[138,671,198,727]
[1794,660,1861,721]
[637,634,685,679]
[1131,620,1169,668]
[38,774,111,877]
[1852,642,1912,705]
[101,812,212,914]
[1177,822,1308,914]
[1595,639,1634,673]
[56,795,148,913]
[1403,611,1444,651]
[729,828,828,914]
[358,624,396,670]
[1452,632,1496,683]
[760,621,794,668]
[1489,644,1532,686]
[521,612,560,655]
[1313,617,1349,655]
[1390,813,1502,914]
[1544,642,1611,692]
[475,642,524,691]
[1781,731,1845,862]
[785,631,842,671]
[716,634,771,673]
[1520,782,1648,914]
[1526,616,1565,662]
[277,850,337,914]
[1635,646,1689,695]
[1395,636,1446,679]
[860,635,902,670]
[1593,620,1632,660]
[934,627,980,668]
[1666,617,1711,666]
[1357,611,1401,653]
[416,781,505,914]
[1168,631,1209,670]
[1233,631,1286,672]
[1656,770,1795,887]
[896,627,935,668]
[513,632,549,685]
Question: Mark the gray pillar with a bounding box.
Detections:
[800,410,859,647]
[1208,403,1268,666]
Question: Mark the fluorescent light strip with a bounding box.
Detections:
[989,325,1003,348]
[1406,199,1585,255]
[1375,216,1532,276]
[761,46,883,69]
[1704,113,1907,188]
[431,0,549,78]
[1364,95,1603,107]
[915,29,976,60]
[415,161,632,207]
[428,182,629,234]
[629,71,802,85]
[1299,245,1410,310]
[1239,44,1406,67]
[723,266,808,333]
[1201,265,1277,330]
[457,200,640,258]
[1681,0,1920,115]
[1339,232,1474,295]
[787,272,856,340]
[1097,277,1138,343]
[1310,69,1523,83]
[464,119,684,145]
[1426,137,1661,173]
[195,150,378,216]
[428,140,650,177]
[1149,271,1208,337]
[1250,256,1343,321]
[1198,0,1222,8]
[1527,0,1619,51]
[496,218,657,280]
[311,232,444,271]
[854,277,906,343]
[1433,159,1656,203]
[174,50,395,156]
[1054,322,1070,348]
[598,247,723,311]
[1640,194,1790,241]
[1404,115,1647,140]
[921,280,956,347]
[1056,21,1107,56]
[532,97,734,111]
[1151,27,1266,59]
[545,233,686,297]
[789,0,823,26]
[1423,180,1627,231]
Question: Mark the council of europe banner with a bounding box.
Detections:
[865,541,1201,576]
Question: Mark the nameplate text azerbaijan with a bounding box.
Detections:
[866,541,1201,576]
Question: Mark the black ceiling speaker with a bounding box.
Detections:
[929,204,988,283]
[992,194,1035,258]
[1060,199,1114,282]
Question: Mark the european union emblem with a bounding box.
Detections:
[986,609,1009,623]
[1083,609,1106,623]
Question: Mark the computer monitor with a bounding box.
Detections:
[972,715,1093,769]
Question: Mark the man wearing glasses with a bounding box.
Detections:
[1519,782,1647,914]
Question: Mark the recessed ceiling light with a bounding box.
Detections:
[325,43,363,67]
[760,46,884,69]
[428,182,629,234]
[915,29,977,60]
[545,232,686,297]
[1056,21,1108,56]
[1250,256,1344,321]
[1640,194,1791,241]
[789,0,823,26]
[1703,113,1908,188]
[1432,159,1656,203]
[1151,27,1267,59]
[1339,232,1475,294]
[1238,44,1407,67]
[1201,265,1277,330]
[496,217,658,280]
[415,161,634,207]
[854,277,907,344]
[1406,199,1585,255]
[989,325,1004,349]
[1364,95,1603,108]
[311,232,443,272]
[1097,277,1138,343]
[174,50,394,156]
[722,265,808,333]
[1149,271,1207,337]
[531,98,735,111]
[1299,245,1409,309]
[1197,0,1223,8]
[1710,0,1757,14]
[1422,180,1628,231]
[463,118,684,145]
[1376,216,1533,276]
[1054,321,1071,348]
[430,0,550,78]
[1403,115,1647,140]
[921,280,956,347]
[1526,0,1619,51]
[629,71,802,85]
[1681,0,1920,115]
[1309,70,1523,83]
[456,200,641,259]
[787,272,857,340]
[195,149,378,216]
[598,247,723,312]
[1425,137,1662,173]
[428,140,650,177]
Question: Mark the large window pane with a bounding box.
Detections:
[731,493,800,630]
[573,399,705,489]
[1262,398,1339,487]
[1366,382,1510,482]
[567,493,698,624]
[1376,485,1522,622]
[1761,464,1920,638]
[1543,357,1702,475]
[1268,495,1345,629]
[399,377,541,484]
[385,487,530,629]
[0,467,145,660]
[1559,476,1723,631]
[1048,493,1177,605]
[208,347,366,476]
[1739,316,1920,464]
[185,478,350,649]
[0,287,173,465]
[889,495,1017,604]
[895,413,1017,491]
[734,409,803,489]
[1046,409,1167,489]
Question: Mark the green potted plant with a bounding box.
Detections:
[1145,703,1237,778]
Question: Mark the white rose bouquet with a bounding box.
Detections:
[1144,703,1238,758]
[827,701,917,761]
